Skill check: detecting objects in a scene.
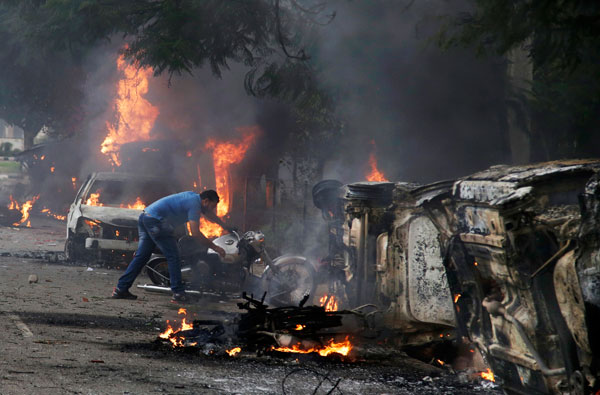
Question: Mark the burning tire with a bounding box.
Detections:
[266,257,316,307]
[146,258,171,286]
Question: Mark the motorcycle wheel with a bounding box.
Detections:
[267,259,316,307]
[146,259,170,286]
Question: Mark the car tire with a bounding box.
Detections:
[65,233,86,262]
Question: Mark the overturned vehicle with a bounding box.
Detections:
[65,172,179,262]
[314,160,600,394]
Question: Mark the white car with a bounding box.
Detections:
[65,172,179,262]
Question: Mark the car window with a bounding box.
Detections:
[83,179,177,208]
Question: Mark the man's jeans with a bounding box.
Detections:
[116,213,184,293]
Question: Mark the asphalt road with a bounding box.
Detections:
[0,217,501,394]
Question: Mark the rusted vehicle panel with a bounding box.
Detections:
[315,160,600,394]
[433,160,600,394]
[314,181,456,346]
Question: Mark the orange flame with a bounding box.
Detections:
[159,308,195,347]
[454,293,461,303]
[480,368,495,382]
[199,218,223,238]
[122,197,145,210]
[85,192,103,206]
[41,208,66,221]
[101,54,159,167]
[71,177,77,190]
[8,195,40,227]
[201,128,258,237]
[319,295,339,312]
[50,166,55,173]
[272,336,352,357]
[295,324,306,331]
[366,140,388,182]
[226,347,241,356]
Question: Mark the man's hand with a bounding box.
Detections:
[212,245,226,257]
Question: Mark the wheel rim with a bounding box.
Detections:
[270,262,314,305]
[148,261,170,286]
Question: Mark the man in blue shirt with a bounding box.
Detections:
[111,190,229,302]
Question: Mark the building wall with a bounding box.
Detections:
[0,123,25,151]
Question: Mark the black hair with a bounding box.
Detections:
[200,189,219,202]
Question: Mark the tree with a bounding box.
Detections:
[0,0,340,153]
[0,10,85,147]
[437,0,600,160]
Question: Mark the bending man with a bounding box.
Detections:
[111,190,229,302]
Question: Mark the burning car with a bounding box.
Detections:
[313,180,456,347]
[435,160,600,394]
[315,159,600,394]
[65,172,179,262]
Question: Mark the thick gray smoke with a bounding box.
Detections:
[76,0,509,189]
[316,0,509,184]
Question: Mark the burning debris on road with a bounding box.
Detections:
[157,293,362,360]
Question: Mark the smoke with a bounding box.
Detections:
[315,0,509,184]
[76,0,510,191]
[8,1,511,247]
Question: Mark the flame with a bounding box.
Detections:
[50,166,55,173]
[226,347,241,356]
[159,308,195,347]
[84,191,144,209]
[8,195,40,227]
[122,197,145,210]
[319,295,339,312]
[454,293,461,303]
[295,325,306,331]
[101,54,159,167]
[480,368,495,382]
[71,177,77,190]
[199,217,223,238]
[85,192,103,206]
[436,359,445,366]
[272,336,352,357]
[40,208,66,221]
[40,155,45,160]
[366,140,388,182]
[201,128,258,237]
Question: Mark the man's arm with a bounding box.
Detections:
[188,220,226,257]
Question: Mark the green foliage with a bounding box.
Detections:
[0,2,86,144]
[437,0,600,159]
[3,0,319,97]
[437,0,600,72]
[0,0,341,155]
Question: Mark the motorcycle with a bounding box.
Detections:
[142,230,317,307]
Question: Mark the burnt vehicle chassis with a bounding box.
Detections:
[315,160,600,394]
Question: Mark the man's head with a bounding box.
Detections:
[199,189,219,212]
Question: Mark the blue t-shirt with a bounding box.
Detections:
[144,191,203,227]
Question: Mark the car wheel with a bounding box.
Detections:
[65,234,86,262]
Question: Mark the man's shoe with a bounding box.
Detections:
[111,287,138,300]
[171,293,188,303]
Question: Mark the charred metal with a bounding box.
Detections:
[314,159,600,394]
